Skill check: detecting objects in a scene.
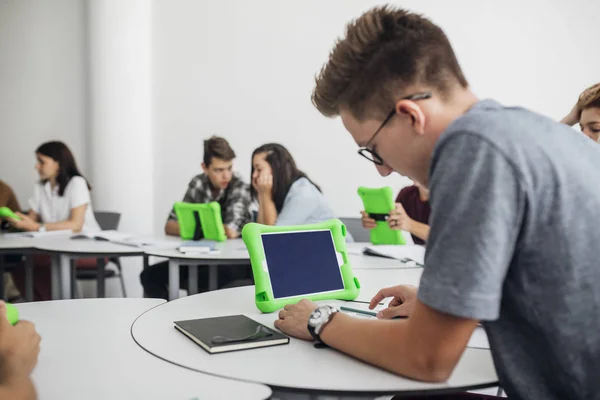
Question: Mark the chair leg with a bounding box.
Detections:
[116,260,127,298]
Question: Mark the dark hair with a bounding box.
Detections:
[203,136,236,166]
[312,5,468,120]
[36,141,91,197]
[250,143,321,213]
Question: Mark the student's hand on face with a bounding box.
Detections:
[369,285,418,319]
[274,299,318,341]
[254,173,273,195]
[387,203,413,232]
[360,211,376,229]
[8,212,39,232]
[0,302,41,377]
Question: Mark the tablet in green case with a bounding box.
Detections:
[242,219,360,313]
[173,202,227,242]
[357,186,406,245]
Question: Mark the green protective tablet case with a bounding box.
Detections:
[242,219,361,313]
[357,186,406,245]
[5,303,19,326]
[173,202,227,242]
[0,207,20,220]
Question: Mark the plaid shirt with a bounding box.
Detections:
[168,173,252,233]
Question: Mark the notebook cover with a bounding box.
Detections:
[174,314,289,354]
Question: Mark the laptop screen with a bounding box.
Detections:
[260,229,344,299]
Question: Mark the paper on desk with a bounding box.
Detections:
[363,244,425,264]
[4,229,73,238]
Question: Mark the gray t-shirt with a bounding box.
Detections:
[418,99,600,400]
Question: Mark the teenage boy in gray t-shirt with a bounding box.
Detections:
[275,6,600,400]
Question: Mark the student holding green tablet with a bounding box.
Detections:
[361,182,430,244]
[141,136,253,299]
[275,6,600,400]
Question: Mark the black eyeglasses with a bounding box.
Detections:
[358,92,432,165]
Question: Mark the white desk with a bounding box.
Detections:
[35,238,147,299]
[16,298,271,400]
[145,239,250,300]
[131,270,498,397]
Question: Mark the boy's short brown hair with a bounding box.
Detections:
[312,5,468,120]
[576,83,600,117]
[203,136,236,166]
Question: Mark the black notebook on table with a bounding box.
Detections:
[174,314,289,354]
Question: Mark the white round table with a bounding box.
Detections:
[35,238,147,299]
[16,298,271,400]
[144,239,250,300]
[131,272,498,397]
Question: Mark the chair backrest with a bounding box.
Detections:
[94,211,121,231]
[340,217,371,243]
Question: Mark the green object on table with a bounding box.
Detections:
[5,303,19,325]
[173,202,227,242]
[242,219,360,313]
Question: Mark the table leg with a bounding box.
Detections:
[168,259,179,301]
[96,258,106,298]
[0,256,5,301]
[208,264,218,291]
[51,254,61,300]
[143,255,149,269]
[60,255,72,299]
[24,256,33,302]
[70,260,77,299]
[188,264,198,295]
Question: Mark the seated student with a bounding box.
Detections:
[276,7,600,400]
[140,136,252,299]
[0,302,40,400]
[361,182,430,244]
[251,143,336,226]
[8,141,101,301]
[561,82,600,142]
[0,180,23,301]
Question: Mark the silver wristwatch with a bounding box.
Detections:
[38,224,46,232]
[307,305,339,342]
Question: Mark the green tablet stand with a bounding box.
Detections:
[5,303,19,326]
[242,219,360,313]
[357,186,406,245]
[173,202,227,242]
[0,207,20,220]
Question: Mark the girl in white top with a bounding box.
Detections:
[9,141,100,234]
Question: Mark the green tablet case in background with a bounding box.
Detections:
[357,186,406,245]
[173,202,227,242]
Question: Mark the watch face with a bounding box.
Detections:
[309,307,330,327]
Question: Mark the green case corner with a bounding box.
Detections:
[357,186,406,245]
[242,219,360,313]
[5,303,19,326]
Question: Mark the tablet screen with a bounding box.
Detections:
[260,229,344,299]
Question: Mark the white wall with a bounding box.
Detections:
[152,0,600,234]
[0,0,88,209]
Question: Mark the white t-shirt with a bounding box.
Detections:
[28,176,101,233]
